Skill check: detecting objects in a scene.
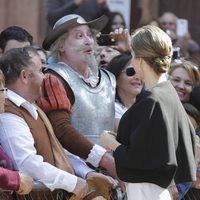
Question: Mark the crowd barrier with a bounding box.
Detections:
[0,182,127,200]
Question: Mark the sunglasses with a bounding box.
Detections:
[121,67,136,76]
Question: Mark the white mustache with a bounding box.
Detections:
[74,45,95,52]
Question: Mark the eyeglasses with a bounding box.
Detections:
[121,67,136,76]
[0,88,7,95]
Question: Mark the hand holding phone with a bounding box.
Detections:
[96,34,117,46]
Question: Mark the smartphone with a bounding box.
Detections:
[96,34,117,46]
[172,47,180,60]
[176,18,188,37]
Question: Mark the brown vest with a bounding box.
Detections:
[5,99,74,174]
[4,102,109,199]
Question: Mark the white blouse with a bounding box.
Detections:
[115,99,128,119]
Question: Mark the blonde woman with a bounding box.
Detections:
[101,26,196,200]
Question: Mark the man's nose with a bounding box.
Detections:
[100,52,105,58]
[84,36,93,45]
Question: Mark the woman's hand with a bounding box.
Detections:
[86,171,118,198]
[86,171,118,188]
[100,131,120,152]
[168,185,179,200]
[17,173,34,195]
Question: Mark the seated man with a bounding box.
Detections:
[0,70,33,195]
[0,47,116,199]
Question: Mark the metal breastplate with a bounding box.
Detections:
[47,63,116,144]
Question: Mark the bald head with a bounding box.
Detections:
[160,12,177,32]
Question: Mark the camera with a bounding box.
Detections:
[96,34,117,46]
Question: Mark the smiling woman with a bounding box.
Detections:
[107,54,143,131]
[168,59,200,102]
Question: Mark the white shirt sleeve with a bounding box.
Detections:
[67,153,95,178]
[0,113,77,193]
[64,149,95,178]
[85,144,106,168]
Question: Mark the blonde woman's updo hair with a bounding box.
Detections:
[131,25,172,74]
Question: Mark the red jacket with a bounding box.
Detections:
[0,146,20,191]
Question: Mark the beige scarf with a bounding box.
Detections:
[35,104,74,175]
[35,105,108,200]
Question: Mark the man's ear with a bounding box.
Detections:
[20,69,29,83]
[59,46,65,53]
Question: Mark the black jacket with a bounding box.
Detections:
[113,81,196,188]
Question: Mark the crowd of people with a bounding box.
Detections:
[0,0,200,199]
